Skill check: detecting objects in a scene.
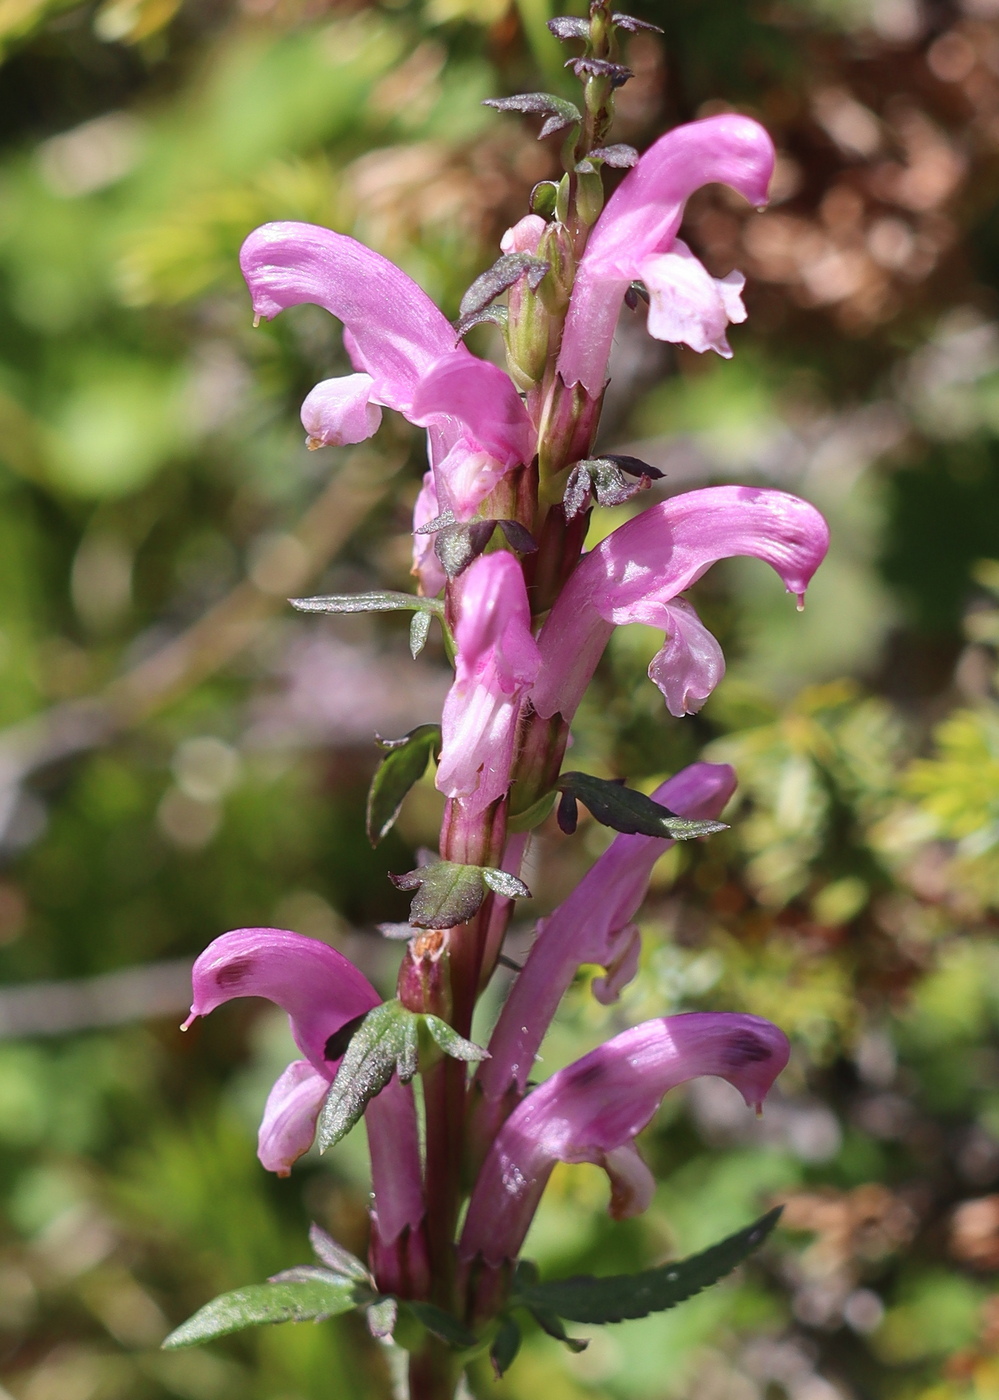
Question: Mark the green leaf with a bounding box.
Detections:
[491,1315,522,1377]
[309,1223,371,1283]
[482,92,581,139]
[527,1305,588,1352]
[481,867,532,900]
[162,1278,359,1348]
[514,1207,783,1325]
[318,1001,419,1150]
[507,790,557,832]
[406,1301,478,1351]
[422,1014,488,1062]
[290,590,443,616]
[409,609,432,658]
[391,860,488,929]
[366,725,441,846]
[459,252,550,320]
[366,1295,398,1339]
[563,455,663,520]
[556,772,729,842]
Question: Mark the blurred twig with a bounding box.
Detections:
[0,447,404,813]
[0,958,194,1036]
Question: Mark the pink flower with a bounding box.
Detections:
[531,486,829,724]
[478,762,737,1108]
[461,1012,789,1267]
[436,553,541,816]
[184,928,424,1251]
[558,114,776,395]
[240,222,533,517]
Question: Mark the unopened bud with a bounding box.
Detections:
[397,929,452,1018]
[576,168,605,227]
[555,173,571,225]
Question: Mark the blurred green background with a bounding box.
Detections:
[5,0,999,1396]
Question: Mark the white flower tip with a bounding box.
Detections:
[305,436,324,451]
[795,592,806,613]
[180,1011,196,1032]
[252,313,261,329]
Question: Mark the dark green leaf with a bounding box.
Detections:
[162,1278,358,1348]
[530,181,559,217]
[318,1001,419,1149]
[612,11,663,33]
[556,772,729,841]
[391,860,487,929]
[563,456,663,520]
[366,725,441,846]
[422,1014,488,1062]
[527,1305,588,1351]
[366,1296,398,1339]
[309,1224,372,1283]
[515,1208,783,1324]
[460,253,550,320]
[455,304,509,341]
[507,790,557,833]
[491,1315,522,1377]
[406,1301,478,1351]
[290,590,443,617]
[482,867,532,900]
[483,92,581,140]
[566,56,633,86]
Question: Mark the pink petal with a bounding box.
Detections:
[436,553,541,815]
[301,373,382,448]
[240,222,455,415]
[501,214,546,255]
[558,115,775,394]
[641,241,747,358]
[603,1141,656,1220]
[410,356,533,468]
[531,486,829,723]
[186,927,378,1076]
[366,1078,426,1246]
[257,1058,329,1176]
[590,923,641,1006]
[411,470,447,596]
[645,597,726,717]
[462,1012,789,1266]
[480,762,736,1105]
[429,423,512,520]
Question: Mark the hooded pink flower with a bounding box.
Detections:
[239,223,533,518]
[184,928,424,1251]
[559,114,776,395]
[479,762,737,1108]
[435,552,541,816]
[531,486,829,724]
[461,1012,789,1267]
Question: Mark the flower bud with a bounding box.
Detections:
[397,929,452,1018]
[576,167,605,227]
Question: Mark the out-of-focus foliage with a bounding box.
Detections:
[5,1,999,1398]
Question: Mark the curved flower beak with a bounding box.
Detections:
[557,114,776,394]
[479,762,737,1106]
[462,1012,789,1267]
[436,553,541,817]
[531,486,829,724]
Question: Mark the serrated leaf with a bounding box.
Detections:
[482,867,532,900]
[565,56,633,85]
[460,253,550,320]
[290,591,443,617]
[162,1278,358,1348]
[491,1315,522,1377]
[516,1208,783,1325]
[318,1001,419,1149]
[406,1301,478,1351]
[309,1224,372,1283]
[612,11,664,33]
[590,143,639,168]
[367,1295,398,1339]
[546,15,588,38]
[455,304,509,341]
[556,772,729,841]
[436,520,496,579]
[483,92,581,139]
[391,860,487,929]
[422,1015,489,1062]
[527,1305,588,1351]
[366,725,441,846]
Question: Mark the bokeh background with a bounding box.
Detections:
[5,0,999,1396]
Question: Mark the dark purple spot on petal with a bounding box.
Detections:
[216,958,255,989]
[564,1059,605,1090]
[722,1031,772,1066]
